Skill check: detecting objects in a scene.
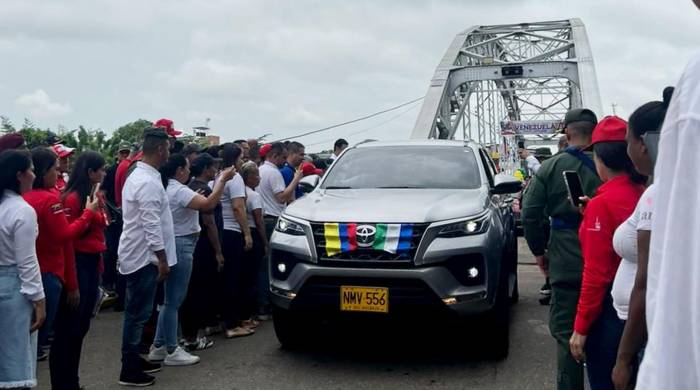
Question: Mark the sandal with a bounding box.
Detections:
[242,319,260,329]
[225,326,255,339]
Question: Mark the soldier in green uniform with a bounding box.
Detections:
[522,108,601,390]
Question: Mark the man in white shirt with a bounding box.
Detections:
[636,18,700,389]
[117,128,174,387]
[330,138,349,161]
[256,142,303,318]
[258,142,303,223]
[518,146,541,176]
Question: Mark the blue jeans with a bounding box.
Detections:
[0,265,38,388]
[585,294,625,390]
[154,234,197,352]
[38,272,63,352]
[121,264,158,374]
[50,253,100,389]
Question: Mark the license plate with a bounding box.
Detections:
[340,286,389,313]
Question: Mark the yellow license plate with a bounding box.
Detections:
[340,286,389,313]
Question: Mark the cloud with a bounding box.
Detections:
[283,106,323,126]
[156,58,264,95]
[15,89,72,117]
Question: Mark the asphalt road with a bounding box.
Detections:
[36,239,556,390]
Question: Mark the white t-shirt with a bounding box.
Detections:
[525,155,541,175]
[611,184,655,320]
[220,174,246,232]
[245,187,262,229]
[637,52,700,390]
[258,161,286,217]
[166,179,199,237]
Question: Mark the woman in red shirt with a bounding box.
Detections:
[569,117,646,390]
[52,151,107,389]
[23,147,99,362]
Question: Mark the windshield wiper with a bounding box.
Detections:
[324,186,352,189]
[378,186,425,189]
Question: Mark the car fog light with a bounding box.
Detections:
[442,297,457,305]
[468,267,479,278]
[466,221,478,233]
[277,263,287,273]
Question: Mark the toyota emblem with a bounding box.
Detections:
[356,225,376,247]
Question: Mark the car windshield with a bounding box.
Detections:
[321,145,481,190]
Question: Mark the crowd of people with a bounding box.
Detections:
[0,118,348,388]
[521,46,700,390]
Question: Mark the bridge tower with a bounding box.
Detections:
[411,19,602,171]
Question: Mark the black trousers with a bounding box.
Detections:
[244,229,264,319]
[180,234,219,339]
[221,230,257,328]
[49,253,100,390]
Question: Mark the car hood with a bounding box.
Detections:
[284,188,489,223]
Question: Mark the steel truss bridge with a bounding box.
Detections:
[411,19,602,171]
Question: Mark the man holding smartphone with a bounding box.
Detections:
[521,108,602,390]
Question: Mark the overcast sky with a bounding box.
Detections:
[2,0,699,151]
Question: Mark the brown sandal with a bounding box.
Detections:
[225,326,255,339]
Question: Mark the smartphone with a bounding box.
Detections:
[563,171,585,207]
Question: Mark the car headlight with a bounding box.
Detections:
[438,213,490,237]
[275,217,306,236]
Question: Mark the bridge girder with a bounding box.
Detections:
[411,19,602,143]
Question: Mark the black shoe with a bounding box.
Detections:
[139,357,162,374]
[119,371,155,387]
[539,282,551,296]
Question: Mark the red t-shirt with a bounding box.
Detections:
[114,152,142,207]
[23,189,94,292]
[63,191,108,254]
[574,175,645,334]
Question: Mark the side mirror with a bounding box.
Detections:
[492,173,522,195]
[298,174,320,194]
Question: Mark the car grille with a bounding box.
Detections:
[310,222,428,267]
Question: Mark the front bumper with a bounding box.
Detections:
[269,215,506,316]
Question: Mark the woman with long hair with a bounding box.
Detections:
[0,150,45,389]
[22,147,99,362]
[218,143,256,339]
[49,151,107,389]
[569,116,646,389]
[611,87,673,390]
[147,153,234,366]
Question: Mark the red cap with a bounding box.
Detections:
[0,133,25,153]
[590,116,627,147]
[154,118,182,137]
[259,143,272,158]
[51,143,75,158]
[301,162,323,176]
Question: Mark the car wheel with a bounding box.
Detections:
[483,269,510,359]
[272,305,308,350]
[509,235,520,304]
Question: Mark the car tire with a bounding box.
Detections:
[272,306,308,350]
[483,268,510,359]
[509,235,520,305]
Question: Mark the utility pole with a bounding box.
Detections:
[611,103,618,116]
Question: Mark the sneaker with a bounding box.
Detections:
[37,347,49,362]
[163,346,200,366]
[118,371,155,387]
[539,282,551,296]
[140,357,162,374]
[203,324,223,336]
[147,345,167,362]
[184,336,214,352]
